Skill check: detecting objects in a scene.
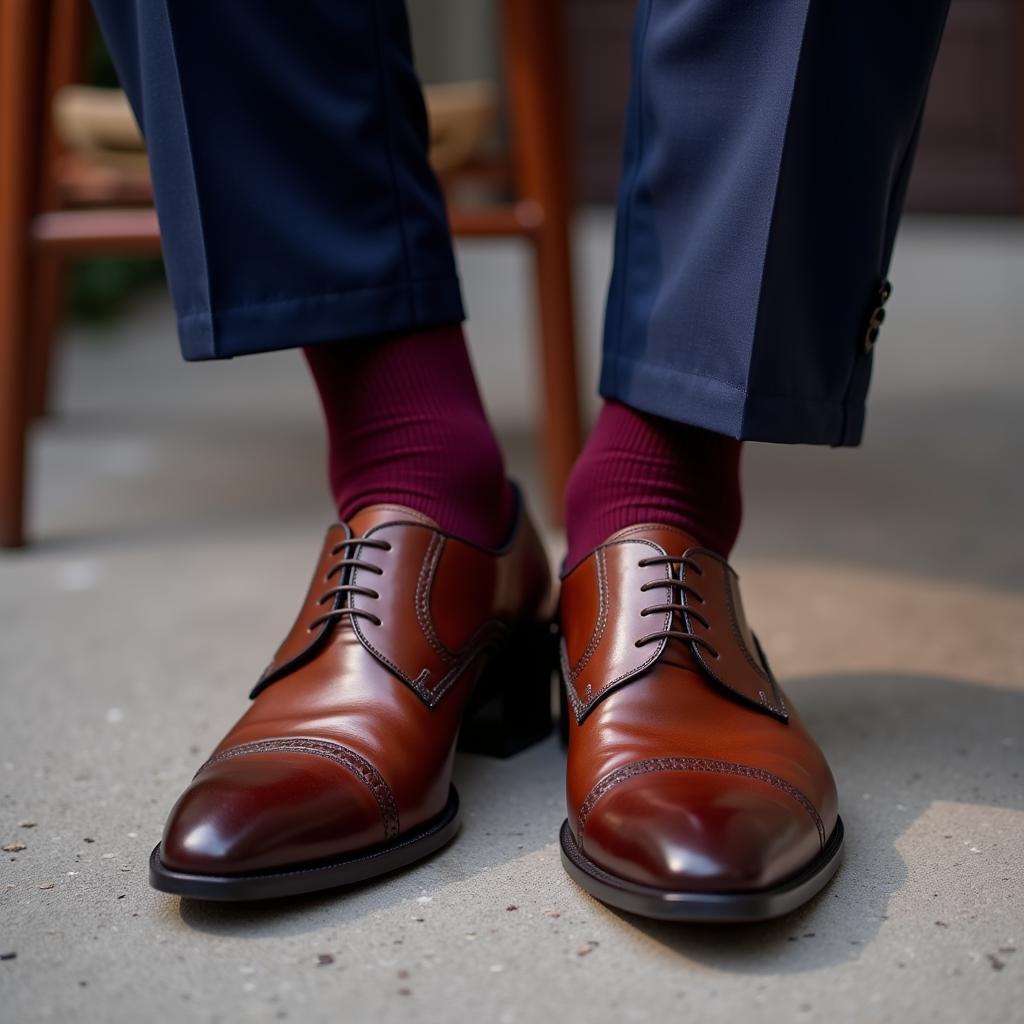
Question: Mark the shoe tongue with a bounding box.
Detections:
[346,503,439,537]
[601,522,705,555]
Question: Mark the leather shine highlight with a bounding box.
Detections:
[158,500,551,878]
[561,524,839,895]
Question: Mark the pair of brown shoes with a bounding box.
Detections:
[149,493,843,921]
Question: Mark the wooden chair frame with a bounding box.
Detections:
[0,0,581,547]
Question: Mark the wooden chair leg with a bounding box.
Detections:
[27,260,66,420]
[527,222,582,526]
[501,0,582,525]
[28,0,90,421]
[0,0,46,547]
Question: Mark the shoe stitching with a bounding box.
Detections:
[353,505,437,526]
[252,525,353,695]
[415,533,456,663]
[567,547,608,682]
[349,528,510,708]
[348,532,437,695]
[198,738,400,841]
[565,539,670,722]
[611,523,696,544]
[721,572,772,683]
[577,756,825,849]
[402,619,509,707]
[682,557,787,719]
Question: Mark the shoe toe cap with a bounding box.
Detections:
[159,751,388,875]
[579,769,824,893]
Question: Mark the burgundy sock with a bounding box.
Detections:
[304,324,515,548]
[564,400,742,568]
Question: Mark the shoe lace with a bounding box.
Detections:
[306,536,392,631]
[633,555,721,660]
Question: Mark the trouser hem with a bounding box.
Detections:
[176,277,465,360]
[599,352,865,447]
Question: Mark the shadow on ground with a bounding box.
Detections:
[619,671,1022,972]
[173,670,1022,977]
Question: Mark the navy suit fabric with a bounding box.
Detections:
[92,0,949,446]
[91,0,463,361]
[602,0,950,445]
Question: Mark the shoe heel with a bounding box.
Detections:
[457,619,556,759]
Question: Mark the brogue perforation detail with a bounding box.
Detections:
[198,738,401,840]
[577,756,825,848]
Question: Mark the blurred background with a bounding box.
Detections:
[2,2,1022,1022]
[10,0,1023,577]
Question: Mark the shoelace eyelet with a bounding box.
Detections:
[305,536,392,632]
[632,553,717,657]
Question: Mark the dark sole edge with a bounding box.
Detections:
[559,815,845,923]
[149,786,461,902]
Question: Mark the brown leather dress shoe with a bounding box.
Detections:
[149,496,552,900]
[558,524,843,921]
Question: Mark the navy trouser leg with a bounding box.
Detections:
[90,1,462,361]
[601,0,951,446]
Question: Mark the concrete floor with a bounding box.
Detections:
[1,214,1022,1023]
